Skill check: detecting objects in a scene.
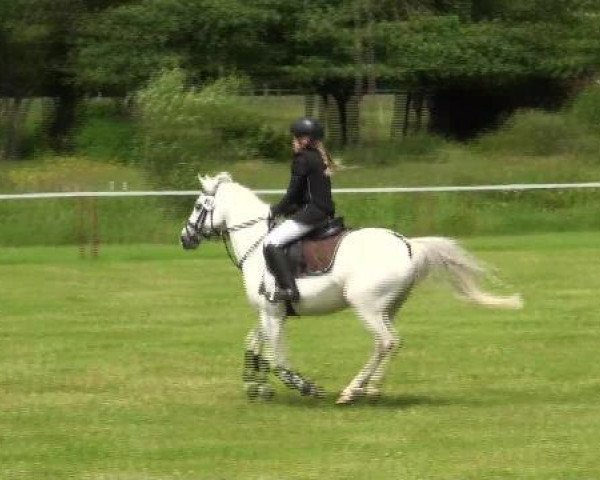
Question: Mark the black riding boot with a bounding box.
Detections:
[264,245,300,303]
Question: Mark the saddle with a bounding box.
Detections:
[284,217,348,277]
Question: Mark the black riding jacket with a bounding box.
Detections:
[271,147,335,225]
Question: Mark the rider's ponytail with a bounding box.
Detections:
[314,141,335,176]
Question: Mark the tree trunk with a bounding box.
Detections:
[304,94,316,118]
[346,94,361,145]
[334,95,349,146]
[1,97,30,160]
[318,91,357,147]
[325,94,341,146]
[413,91,425,133]
[47,88,79,153]
[317,93,328,125]
[402,91,412,137]
[390,93,404,140]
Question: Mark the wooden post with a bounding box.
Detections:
[90,197,100,258]
[75,196,100,258]
[76,197,86,258]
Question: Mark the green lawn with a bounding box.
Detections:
[2,154,600,248]
[1,232,599,479]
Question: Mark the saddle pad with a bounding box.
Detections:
[300,230,349,276]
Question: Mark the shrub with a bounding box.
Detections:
[135,69,288,188]
[475,110,580,156]
[570,85,600,134]
[74,112,137,163]
[341,134,448,166]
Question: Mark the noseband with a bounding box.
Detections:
[185,196,216,242]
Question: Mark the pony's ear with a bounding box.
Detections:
[198,174,208,192]
[198,172,231,194]
[215,172,232,184]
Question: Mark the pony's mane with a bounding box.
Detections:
[198,171,232,195]
[199,171,266,208]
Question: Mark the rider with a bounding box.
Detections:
[263,117,336,303]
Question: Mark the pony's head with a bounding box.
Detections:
[180,172,232,250]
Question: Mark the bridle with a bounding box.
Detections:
[185,194,268,270]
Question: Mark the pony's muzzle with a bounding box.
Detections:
[180,226,201,250]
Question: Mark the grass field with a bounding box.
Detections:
[2,153,600,248]
[1,232,599,479]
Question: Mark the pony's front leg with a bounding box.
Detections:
[260,307,324,399]
[243,326,273,400]
[243,327,267,382]
[275,366,324,398]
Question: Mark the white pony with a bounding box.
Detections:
[181,172,522,404]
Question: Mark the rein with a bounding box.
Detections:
[198,209,268,270]
[220,217,268,270]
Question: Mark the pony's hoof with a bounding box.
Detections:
[365,385,381,401]
[244,381,260,400]
[313,386,326,399]
[335,395,352,405]
[245,382,274,401]
[257,383,274,401]
[301,382,325,398]
[335,387,364,405]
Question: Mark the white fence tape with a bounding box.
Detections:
[1,182,600,200]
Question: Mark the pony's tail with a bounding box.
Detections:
[409,237,523,310]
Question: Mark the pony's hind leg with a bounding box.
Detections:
[337,328,399,404]
[336,344,386,404]
[363,301,406,399]
[354,278,413,402]
[338,288,400,404]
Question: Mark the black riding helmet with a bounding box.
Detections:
[290,117,324,141]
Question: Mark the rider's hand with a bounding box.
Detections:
[267,206,276,230]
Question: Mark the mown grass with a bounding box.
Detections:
[0,232,599,479]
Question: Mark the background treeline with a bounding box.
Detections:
[2,0,600,164]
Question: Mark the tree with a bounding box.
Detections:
[0,0,136,157]
[6,0,599,156]
[284,0,600,141]
[76,0,377,146]
[75,0,290,94]
[0,0,52,158]
[279,1,488,145]
[373,3,600,138]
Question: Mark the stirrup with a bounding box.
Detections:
[271,287,299,303]
[259,282,299,303]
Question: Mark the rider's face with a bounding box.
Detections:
[292,136,310,153]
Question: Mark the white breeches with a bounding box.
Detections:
[264,220,313,247]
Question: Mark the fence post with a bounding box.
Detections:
[75,196,100,258]
[91,197,100,258]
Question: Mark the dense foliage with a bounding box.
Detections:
[135,68,288,187]
[1,0,600,158]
